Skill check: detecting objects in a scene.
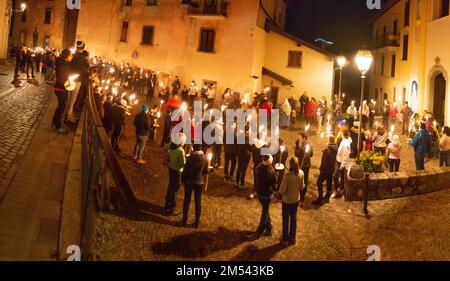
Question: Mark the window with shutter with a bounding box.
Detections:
[288,51,302,68]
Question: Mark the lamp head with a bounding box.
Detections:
[355,47,373,76]
[20,3,26,12]
[337,56,346,68]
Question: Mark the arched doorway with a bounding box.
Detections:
[433,73,446,125]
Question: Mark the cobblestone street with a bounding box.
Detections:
[0,66,75,260]
[92,97,450,261]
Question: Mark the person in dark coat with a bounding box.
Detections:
[299,92,309,119]
[133,105,150,164]
[148,105,159,143]
[172,76,181,97]
[235,133,252,190]
[13,46,25,80]
[74,50,90,112]
[161,110,173,147]
[224,131,238,184]
[272,139,289,190]
[294,132,313,202]
[51,49,72,134]
[34,51,42,73]
[25,49,35,79]
[249,139,266,199]
[181,144,209,228]
[102,95,114,133]
[247,155,277,240]
[111,99,127,152]
[180,85,189,103]
[312,136,338,205]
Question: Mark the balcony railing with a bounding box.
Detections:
[187,0,228,17]
[373,34,400,49]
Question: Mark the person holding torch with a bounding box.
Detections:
[294,132,313,202]
[312,135,338,206]
[51,49,73,134]
[133,104,150,165]
[181,144,209,228]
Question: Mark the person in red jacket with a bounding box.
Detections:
[390,103,398,126]
[260,100,272,118]
[306,98,318,125]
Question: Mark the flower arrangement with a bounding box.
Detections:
[358,150,385,173]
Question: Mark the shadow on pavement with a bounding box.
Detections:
[103,201,182,228]
[231,244,285,261]
[151,227,253,258]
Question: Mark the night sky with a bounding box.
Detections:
[285,0,379,55]
[285,0,381,101]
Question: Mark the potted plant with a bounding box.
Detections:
[358,150,385,173]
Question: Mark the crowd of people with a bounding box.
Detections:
[12,40,450,248]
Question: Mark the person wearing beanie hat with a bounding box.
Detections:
[66,40,89,123]
[76,40,85,50]
[247,154,277,240]
[133,104,150,164]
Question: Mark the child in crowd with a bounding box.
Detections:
[387,135,401,172]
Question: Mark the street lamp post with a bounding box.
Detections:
[11,2,26,15]
[337,56,346,107]
[355,47,373,158]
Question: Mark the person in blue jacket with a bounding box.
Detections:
[409,122,429,171]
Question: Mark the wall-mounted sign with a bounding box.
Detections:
[131,50,138,59]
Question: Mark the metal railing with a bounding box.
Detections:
[187,0,228,17]
[373,34,400,49]
[80,85,138,260]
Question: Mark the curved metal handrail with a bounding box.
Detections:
[79,85,138,259]
[86,86,138,209]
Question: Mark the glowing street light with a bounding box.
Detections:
[20,3,27,12]
[337,56,347,68]
[355,45,373,157]
[336,55,347,106]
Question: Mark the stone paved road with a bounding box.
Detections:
[91,98,450,261]
[0,66,75,260]
[0,66,51,197]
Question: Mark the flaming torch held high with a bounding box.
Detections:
[204,153,213,192]
[305,123,310,134]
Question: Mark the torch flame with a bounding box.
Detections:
[305,124,310,133]
[305,144,311,154]
[69,74,80,82]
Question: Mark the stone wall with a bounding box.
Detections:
[346,166,450,201]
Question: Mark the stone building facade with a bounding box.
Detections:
[370,0,450,125]
[9,0,335,105]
